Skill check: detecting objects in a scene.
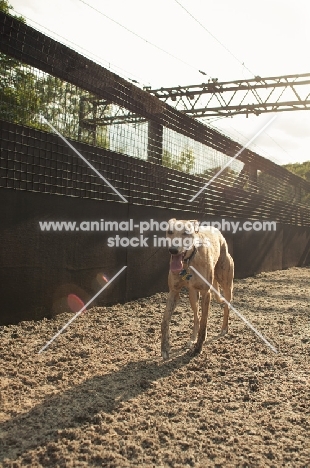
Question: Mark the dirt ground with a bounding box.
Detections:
[0,267,309,467]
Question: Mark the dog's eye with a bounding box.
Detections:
[168,230,173,235]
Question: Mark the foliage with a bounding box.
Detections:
[0,54,40,125]
[284,161,310,182]
[258,162,310,205]
[0,0,109,149]
[0,0,11,13]
[257,171,294,202]
[0,2,35,124]
[283,161,310,205]
[163,147,195,173]
[196,165,238,186]
[0,0,24,21]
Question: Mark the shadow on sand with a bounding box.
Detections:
[0,351,194,462]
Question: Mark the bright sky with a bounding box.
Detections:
[8,0,310,165]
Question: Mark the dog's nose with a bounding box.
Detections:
[169,248,179,255]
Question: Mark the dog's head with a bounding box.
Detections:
[166,218,199,273]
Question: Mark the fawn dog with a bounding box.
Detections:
[161,219,234,360]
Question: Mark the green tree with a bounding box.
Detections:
[284,161,310,182]
[0,1,37,124]
[197,166,238,186]
[0,0,11,13]
[257,162,310,205]
[163,146,195,173]
[0,1,24,22]
[283,161,310,205]
[0,54,40,125]
[0,0,110,149]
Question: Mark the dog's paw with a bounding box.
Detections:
[161,350,170,360]
[186,340,195,349]
[192,345,202,356]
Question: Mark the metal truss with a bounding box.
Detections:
[78,98,145,143]
[78,98,145,136]
[144,73,310,118]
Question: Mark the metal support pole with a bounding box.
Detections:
[148,121,163,164]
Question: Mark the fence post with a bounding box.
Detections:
[248,165,258,192]
[148,120,163,164]
[295,185,301,203]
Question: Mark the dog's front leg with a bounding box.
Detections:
[188,288,199,346]
[161,290,179,360]
[193,289,211,355]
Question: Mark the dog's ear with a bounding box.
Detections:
[184,220,199,234]
[167,218,176,233]
[189,219,199,233]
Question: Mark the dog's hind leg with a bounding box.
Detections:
[212,279,225,306]
[161,290,180,360]
[187,289,200,347]
[220,283,232,335]
[220,255,234,335]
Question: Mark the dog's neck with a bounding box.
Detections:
[183,246,197,264]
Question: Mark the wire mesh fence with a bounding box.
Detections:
[1,11,310,225]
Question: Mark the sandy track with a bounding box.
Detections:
[0,267,309,467]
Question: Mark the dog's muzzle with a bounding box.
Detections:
[169,251,184,273]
